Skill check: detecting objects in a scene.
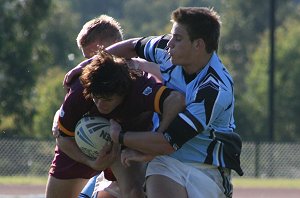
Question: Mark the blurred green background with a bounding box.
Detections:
[0,0,300,142]
[1,0,300,183]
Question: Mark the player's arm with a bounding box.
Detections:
[105,38,141,58]
[64,37,161,85]
[109,111,202,156]
[64,38,139,86]
[118,88,185,165]
[111,77,228,156]
[63,57,93,89]
[109,87,186,155]
[128,58,162,81]
[155,88,185,133]
[57,83,119,170]
[56,134,119,171]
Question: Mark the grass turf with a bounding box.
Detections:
[1,176,300,189]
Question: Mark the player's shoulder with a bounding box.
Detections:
[134,72,161,89]
[127,73,163,104]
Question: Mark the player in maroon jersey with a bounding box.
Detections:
[47,49,184,198]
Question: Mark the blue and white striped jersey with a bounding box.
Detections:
[136,35,243,176]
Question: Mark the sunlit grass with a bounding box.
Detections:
[233,177,300,189]
[1,176,300,189]
[0,176,48,185]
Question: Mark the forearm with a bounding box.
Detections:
[106,38,140,58]
[132,58,162,81]
[122,131,174,156]
[56,136,92,165]
[157,91,185,133]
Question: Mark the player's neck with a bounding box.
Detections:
[183,52,213,75]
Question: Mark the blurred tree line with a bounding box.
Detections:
[0,0,299,141]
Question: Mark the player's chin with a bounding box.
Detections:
[170,57,181,65]
[170,54,183,65]
[99,109,112,114]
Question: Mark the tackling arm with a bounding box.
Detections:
[105,38,141,58]
[129,58,162,81]
[56,135,119,171]
[110,90,186,156]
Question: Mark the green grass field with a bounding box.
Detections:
[1,176,300,189]
[232,178,300,189]
[0,176,48,185]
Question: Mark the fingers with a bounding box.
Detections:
[121,149,131,167]
[109,119,121,143]
[92,142,120,171]
[98,142,113,156]
[109,119,117,126]
[120,148,143,167]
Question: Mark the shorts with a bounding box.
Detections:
[93,172,120,198]
[146,155,232,198]
[49,145,101,179]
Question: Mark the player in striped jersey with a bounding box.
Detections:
[104,7,243,198]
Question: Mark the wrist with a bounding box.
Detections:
[118,130,127,145]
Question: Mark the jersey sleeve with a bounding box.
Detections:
[58,79,94,137]
[135,35,171,64]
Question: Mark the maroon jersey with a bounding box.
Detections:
[50,72,168,179]
[58,72,166,135]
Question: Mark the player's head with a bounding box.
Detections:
[171,7,220,53]
[167,7,221,65]
[80,50,141,114]
[77,15,123,58]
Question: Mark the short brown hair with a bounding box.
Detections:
[76,15,123,50]
[171,7,221,53]
[80,51,142,99]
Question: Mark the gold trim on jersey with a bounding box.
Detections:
[58,120,75,137]
[154,86,167,114]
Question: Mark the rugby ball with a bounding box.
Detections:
[75,116,111,159]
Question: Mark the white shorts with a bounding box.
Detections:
[92,172,120,198]
[146,155,232,198]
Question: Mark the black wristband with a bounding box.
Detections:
[118,130,126,145]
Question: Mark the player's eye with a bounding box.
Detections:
[175,35,182,41]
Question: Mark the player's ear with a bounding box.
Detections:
[193,38,205,50]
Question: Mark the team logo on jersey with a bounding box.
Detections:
[142,86,152,96]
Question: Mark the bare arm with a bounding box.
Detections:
[64,38,159,87]
[121,148,155,167]
[56,136,119,171]
[109,91,185,156]
[130,58,162,81]
[110,120,173,155]
[156,91,185,132]
[105,38,141,58]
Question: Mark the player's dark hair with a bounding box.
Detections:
[171,7,221,53]
[80,50,142,99]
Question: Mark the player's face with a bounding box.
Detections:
[82,42,101,58]
[82,40,112,58]
[167,22,194,67]
[92,94,124,114]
